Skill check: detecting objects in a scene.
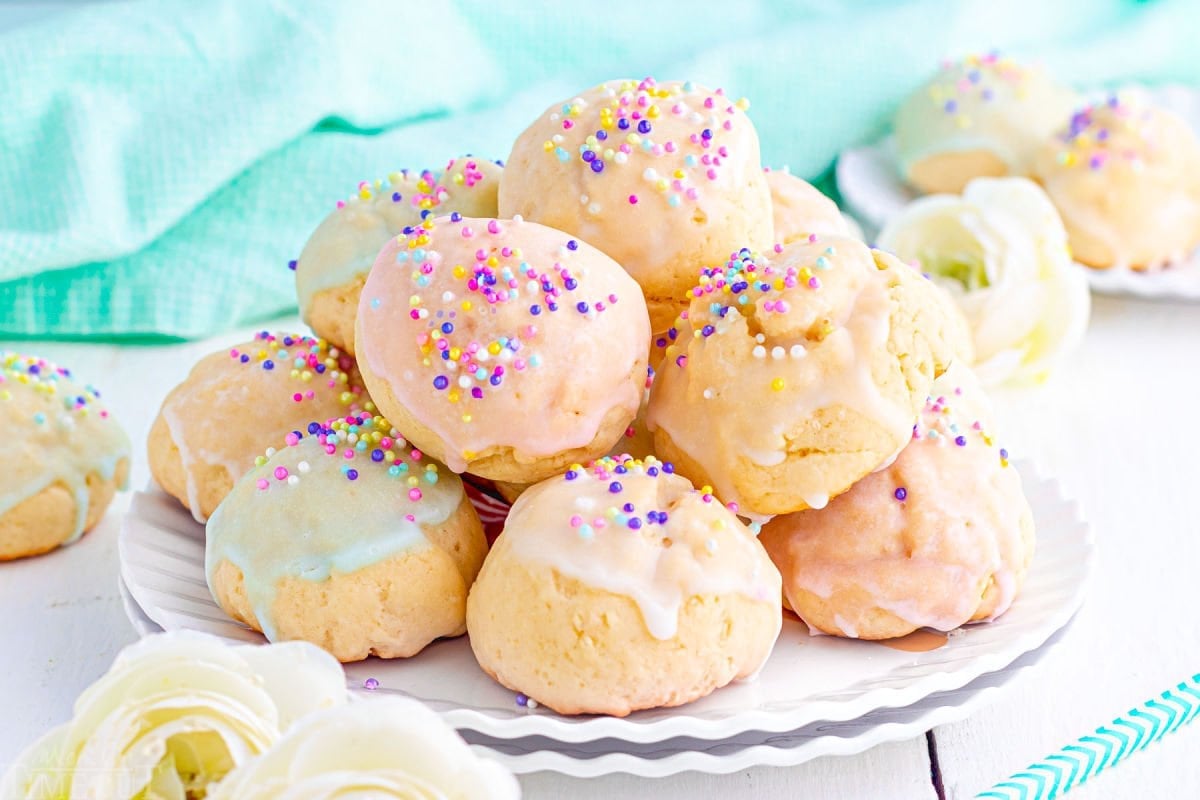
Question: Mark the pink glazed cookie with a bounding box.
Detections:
[355,214,650,483]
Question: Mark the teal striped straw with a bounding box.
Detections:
[977,674,1200,799]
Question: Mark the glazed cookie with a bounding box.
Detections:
[466,455,781,717]
[148,332,364,522]
[296,157,503,353]
[759,365,1034,639]
[499,77,773,332]
[355,214,649,483]
[764,168,851,244]
[1031,94,1200,270]
[0,353,130,560]
[647,236,971,518]
[207,412,486,661]
[895,53,1077,194]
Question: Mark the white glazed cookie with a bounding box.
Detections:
[466,455,781,717]
[499,77,773,332]
[148,332,364,522]
[895,53,1077,194]
[296,157,503,353]
[207,412,486,662]
[759,365,1034,639]
[355,214,649,483]
[1031,94,1200,270]
[0,353,130,560]
[647,235,972,518]
[765,168,851,244]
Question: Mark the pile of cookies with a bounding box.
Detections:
[125,77,1038,718]
[894,53,1200,270]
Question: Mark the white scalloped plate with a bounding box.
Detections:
[836,85,1200,301]
[117,575,1071,777]
[119,462,1091,745]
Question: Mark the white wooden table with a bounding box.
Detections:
[3,294,1199,799]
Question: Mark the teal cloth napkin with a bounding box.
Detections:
[2,0,1197,339]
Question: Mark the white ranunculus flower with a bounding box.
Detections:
[0,632,347,800]
[877,177,1091,385]
[208,697,521,800]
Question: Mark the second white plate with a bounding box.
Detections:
[119,462,1092,745]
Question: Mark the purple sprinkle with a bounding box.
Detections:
[628,518,642,530]
[566,240,579,251]
[582,150,596,163]
[618,118,630,130]
[346,469,359,481]
[894,487,907,501]
[590,159,604,174]
[371,449,385,462]
[441,322,454,334]
[637,120,651,134]
[240,354,250,363]
[701,128,713,140]
[944,99,958,113]
[516,693,529,707]
[662,463,675,474]
[287,260,297,271]
[307,422,322,434]
[262,360,274,370]
[596,130,608,141]
[564,278,578,290]
[955,435,967,447]
[608,481,622,494]
[622,502,635,513]
[646,466,659,477]
[450,212,462,222]
[701,324,715,337]
[392,192,402,202]
[530,305,541,315]
[576,301,590,313]
[471,387,484,399]
[363,678,379,690]
[433,375,449,390]
[564,470,578,481]
[999,448,1009,459]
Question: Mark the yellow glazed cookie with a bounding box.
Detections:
[647,236,971,518]
[148,332,364,522]
[0,353,130,560]
[355,214,649,483]
[765,168,851,244]
[206,411,486,662]
[1031,94,1200,270]
[499,77,773,332]
[759,365,1034,639]
[296,157,503,353]
[466,455,781,717]
[895,53,1077,194]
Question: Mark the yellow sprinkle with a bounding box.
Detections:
[486,255,498,267]
[463,450,476,460]
[735,97,750,111]
[407,476,419,487]
[647,105,660,118]
[771,378,786,391]
[448,391,460,404]
[409,295,422,307]
[449,347,461,360]
[461,300,472,312]
[487,342,502,355]
[339,392,355,405]
[462,414,472,423]
[673,169,685,179]
[453,265,466,279]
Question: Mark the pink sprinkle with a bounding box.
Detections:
[562,119,574,130]
[292,392,303,403]
[608,293,618,304]
[808,234,818,243]
[256,478,269,491]
[664,141,676,153]
[487,220,502,234]
[409,488,423,501]
[808,277,821,289]
[706,168,717,180]
[722,120,732,131]
[336,200,345,209]
[274,466,289,480]
[570,515,582,527]
[685,188,699,200]
[285,433,300,446]
[381,437,393,448]
[411,449,423,460]
[461,226,473,238]
[774,243,784,253]
[405,514,416,522]
[628,195,638,204]
[325,444,337,455]
[409,310,420,320]
[344,449,355,459]
[704,97,714,108]
[305,390,314,399]
[972,421,982,430]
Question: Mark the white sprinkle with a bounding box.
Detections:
[580,194,589,205]
[265,447,276,457]
[643,168,657,180]
[551,134,563,143]
[587,203,601,215]
[512,214,523,224]
[771,346,785,360]
[458,376,472,389]
[614,152,628,164]
[702,388,714,400]
[755,333,766,344]
[527,699,539,709]
[475,350,489,363]
[287,475,299,486]
[790,344,807,359]
[575,496,596,511]
[297,461,311,474]
[752,345,767,359]
[705,538,718,554]
[441,291,454,303]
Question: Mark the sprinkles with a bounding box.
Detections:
[1,352,113,422]
[540,77,751,213]
[926,52,1031,130]
[228,332,362,408]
